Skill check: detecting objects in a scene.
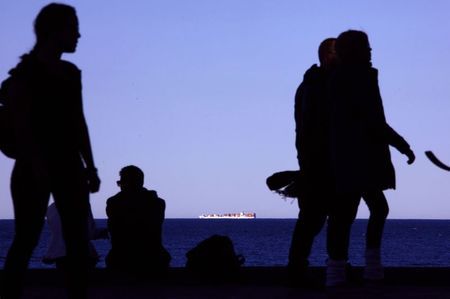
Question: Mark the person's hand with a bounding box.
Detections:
[87,167,101,193]
[405,149,415,165]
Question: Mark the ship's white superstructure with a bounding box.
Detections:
[198,212,256,219]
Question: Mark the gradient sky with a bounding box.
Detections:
[1,1,450,219]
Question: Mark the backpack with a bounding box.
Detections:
[0,77,16,159]
[186,235,244,280]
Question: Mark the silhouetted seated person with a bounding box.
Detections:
[105,165,170,276]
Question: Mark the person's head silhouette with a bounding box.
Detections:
[318,38,337,70]
[33,3,80,55]
[335,30,371,67]
[117,165,145,192]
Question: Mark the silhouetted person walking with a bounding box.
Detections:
[0,4,100,299]
[288,38,337,285]
[326,30,415,286]
[106,166,171,276]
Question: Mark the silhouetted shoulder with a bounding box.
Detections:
[106,189,165,205]
[106,192,121,205]
[7,56,80,82]
[61,59,80,71]
[330,65,377,88]
[145,189,158,198]
[105,192,122,218]
[59,60,81,83]
[144,189,166,207]
[302,64,321,82]
[295,64,321,101]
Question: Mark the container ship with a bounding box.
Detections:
[198,212,256,219]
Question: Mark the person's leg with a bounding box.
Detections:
[288,191,328,273]
[327,192,360,260]
[52,163,90,299]
[2,162,50,299]
[326,192,360,286]
[363,191,388,249]
[362,191,388,280]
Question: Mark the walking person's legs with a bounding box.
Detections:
[362,191,388,280]
[326,192,360,287]
[52,164,90,299]
[1,162,50,299]
[288,191,328,274]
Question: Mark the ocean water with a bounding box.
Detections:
[1,219,450,268]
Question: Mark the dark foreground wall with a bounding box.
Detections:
[3,267,450,299]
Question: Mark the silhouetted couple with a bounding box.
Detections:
[289,31,415,287]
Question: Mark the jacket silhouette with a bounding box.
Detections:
[295,64,333,187]
[329,66,411,192]
[106,187,170,273]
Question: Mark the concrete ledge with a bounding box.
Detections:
[4,267,450,298]
[14,267,450,286]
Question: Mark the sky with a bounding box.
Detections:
[0,0,450,219]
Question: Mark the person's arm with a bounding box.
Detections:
[105,196,119,236]
[384,124,415,164]
[79,113,100,192]
[159,198,166,226]
[366,69,415,164]
[73,69,100,192]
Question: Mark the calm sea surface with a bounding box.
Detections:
[1,219,450,268]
